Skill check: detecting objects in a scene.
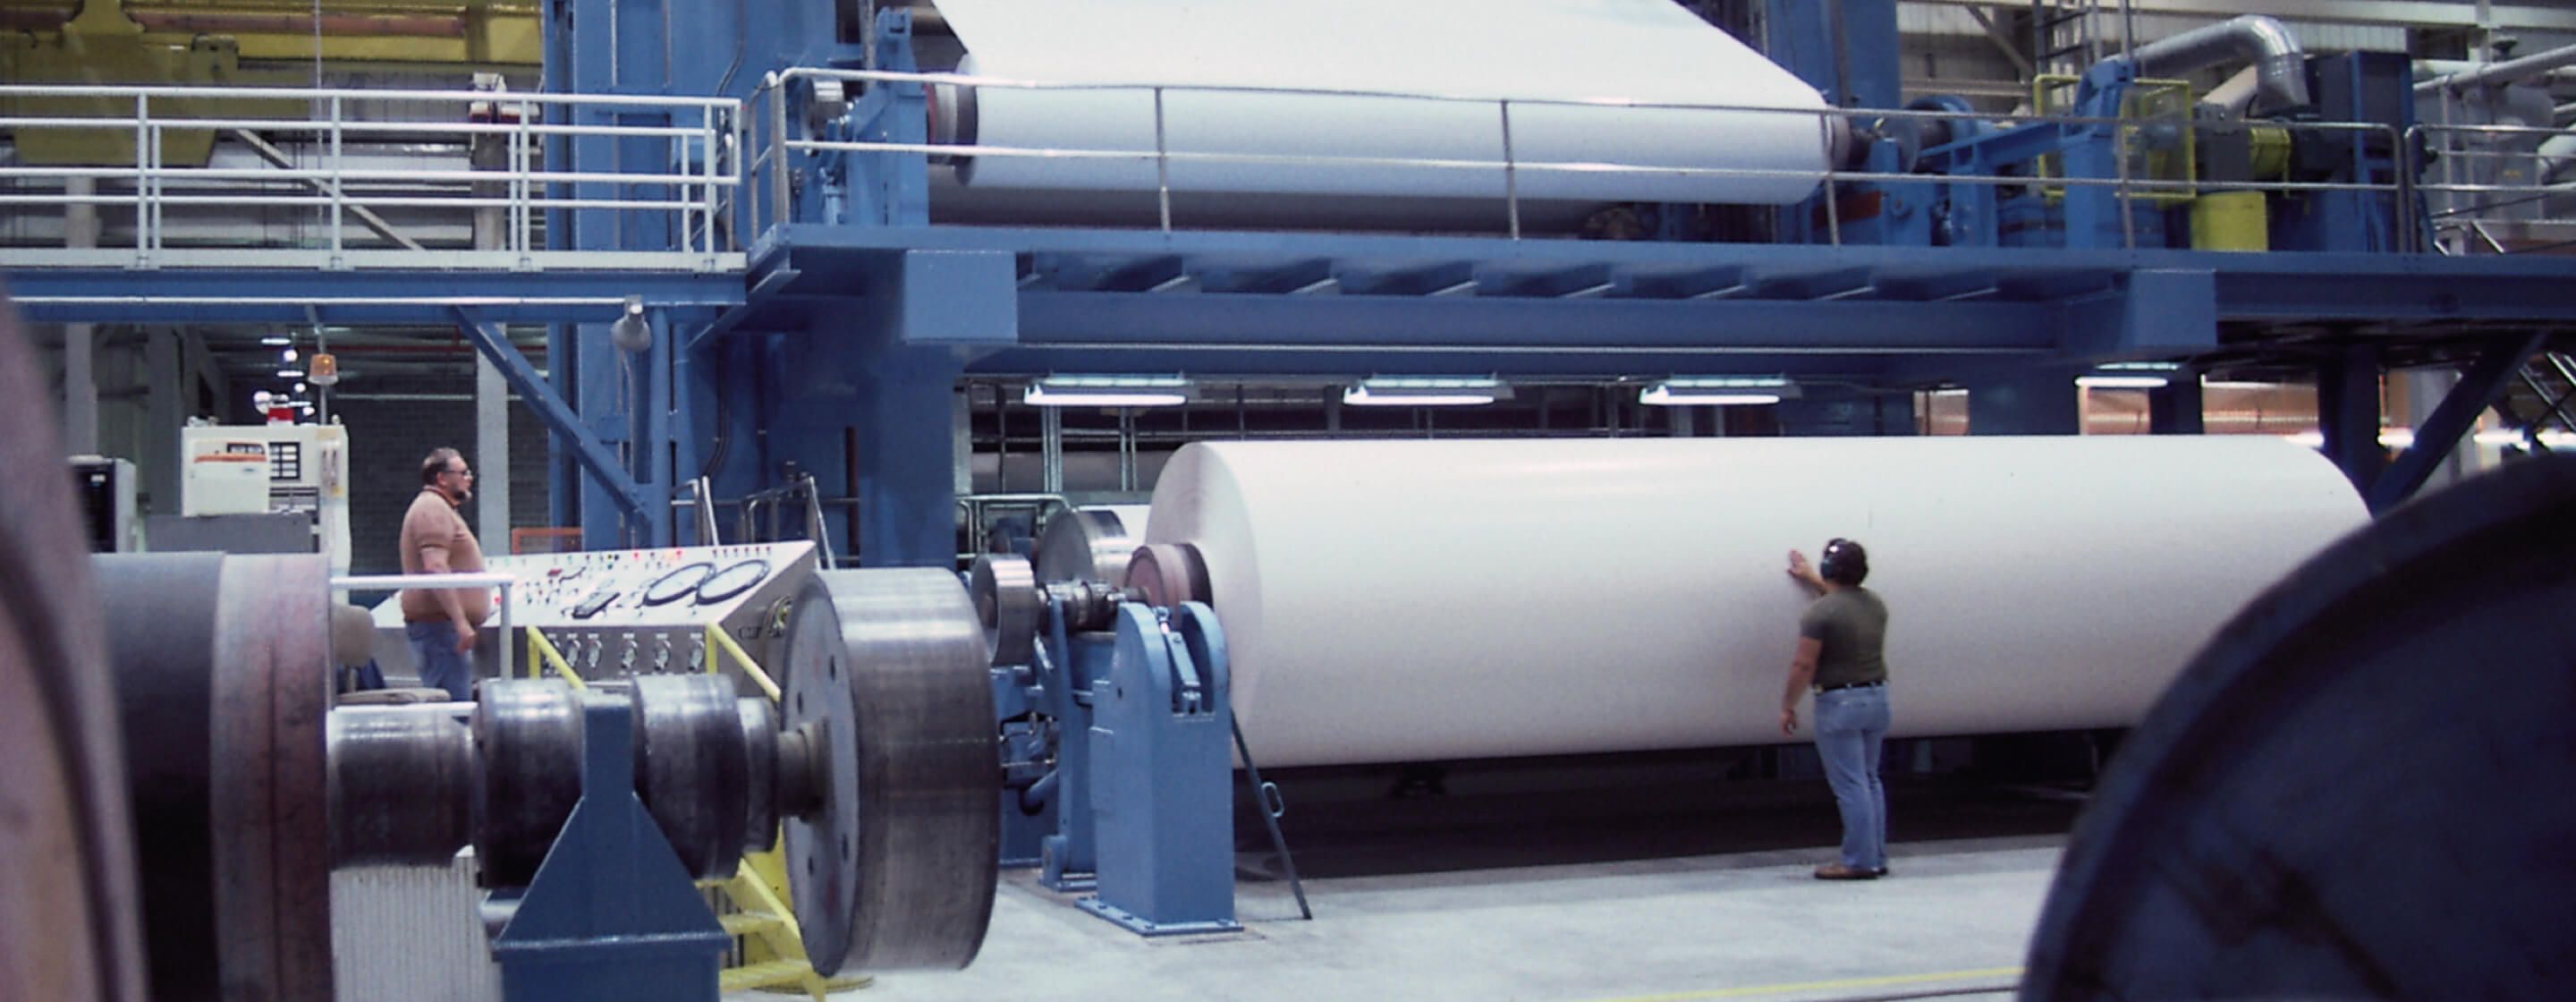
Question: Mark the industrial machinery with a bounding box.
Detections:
[89,549,999,1001]
[176,422,354,574]
[0,306,1000,1001]
[69,455,140,553]
[972,509,1248,936]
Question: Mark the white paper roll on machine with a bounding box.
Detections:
[928,0,1836,206]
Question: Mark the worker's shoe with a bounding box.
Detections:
[1813,863,1880,880]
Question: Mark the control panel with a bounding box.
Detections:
[372,540,820,682]
[493,541,816,629]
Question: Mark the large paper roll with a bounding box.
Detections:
[1145,437,2368,768]
[932,0,1830,205]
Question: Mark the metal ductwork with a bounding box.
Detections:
[2114,15,2309,115]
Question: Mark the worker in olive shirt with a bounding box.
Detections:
[401,447,491,701]
[1781,538,1891,880]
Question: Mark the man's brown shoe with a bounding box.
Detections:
[1813,863,1879,880]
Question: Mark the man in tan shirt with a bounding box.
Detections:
[401,447,490,700]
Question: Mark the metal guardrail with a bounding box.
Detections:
[7,73,2555,267]
[756,65,2413,250]
[335,570,519,682]
[1,83,745,272]
[2408,121,2576,256]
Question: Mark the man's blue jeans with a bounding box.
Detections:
[1814,684,1892,871]
[406,621,473,701]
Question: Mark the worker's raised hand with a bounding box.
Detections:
[1782,546,1824,584]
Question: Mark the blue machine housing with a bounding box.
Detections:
[996,590,1241,936]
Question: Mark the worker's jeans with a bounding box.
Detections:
[1814,685,1892,871]
[406,621,473,702]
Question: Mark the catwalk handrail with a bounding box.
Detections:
[758,65,2413,248]
[0,82,741,270]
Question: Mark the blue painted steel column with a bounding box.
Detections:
[2149,377,2205,434]
[2368,332,2546,512]
[854,347,966,566]
[1767,0,1899,107]
[455,310,652,522]
[2318,344,2387,496]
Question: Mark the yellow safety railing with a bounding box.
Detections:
[703,624,784,701]
[697,624,858,998]
[522,626,587,689]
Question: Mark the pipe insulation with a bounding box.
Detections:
[1144,437,2367,768]
[927,0,1830,206]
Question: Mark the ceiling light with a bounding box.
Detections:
[278,369,305,379]
[294,382,309,395]
[1024,375,1193,408]
[282,347,299,362]
[1343,376,1508,407]
[259,334,292,346]
[2075,375,2171,389]
[1640,377,1796,406]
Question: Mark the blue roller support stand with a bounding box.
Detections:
[1080,601,1240,937]
[490,695,732,1001]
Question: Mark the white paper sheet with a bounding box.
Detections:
[932,0,1831,205]
[1145,437,2368,768]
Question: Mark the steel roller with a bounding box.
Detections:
[630,674,754,881]
[1124,542,1210,608]
[473,679,586,888]
[1033,507,1140,584]
[0,293,147,1002]
[970,554,1040,667]
[779,569,1000,975]
[2025,454,2576,999]
[92,552,336,1001]
[329,707,476,867]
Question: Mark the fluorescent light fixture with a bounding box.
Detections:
[1023,375,1192,408]
[2075,375,2171,389]
[2477,429,2576,447]
[2079,361,2181,389]
[258,334,292,346]
[277,368,305,379]
[1342,376,1508,407]
[1640,376,1794,407]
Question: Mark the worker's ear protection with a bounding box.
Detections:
[1819,538,1868,586]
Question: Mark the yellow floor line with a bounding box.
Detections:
[1577,965,2024,1002]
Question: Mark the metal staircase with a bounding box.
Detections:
[2499,352,2576,453]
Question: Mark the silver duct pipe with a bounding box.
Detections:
[2415,44,2576,96]
[2112,15,2309,115]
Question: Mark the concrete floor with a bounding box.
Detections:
[810,836,2056,1002]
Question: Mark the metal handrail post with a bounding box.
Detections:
[133,93,150,267]
[1153,86,1173,232]
[328,94,345,267]
[1498,98,1521,240]
[768,73,791,230]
